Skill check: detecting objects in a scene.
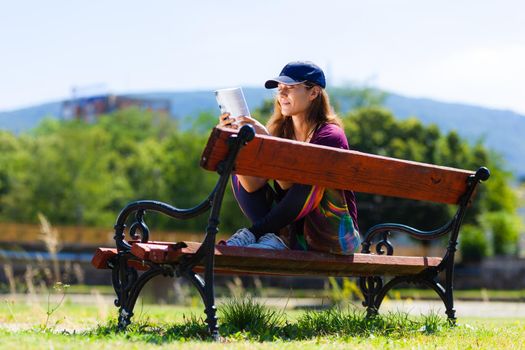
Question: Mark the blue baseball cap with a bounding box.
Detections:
[265,61,326,89]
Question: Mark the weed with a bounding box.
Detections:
[225,276,246,299]
[419,310,448,334]
[165,314,210,341]
[40,281,70,331]
[38,213,62,283]
[3,263,16,294]
[3,299,16,322]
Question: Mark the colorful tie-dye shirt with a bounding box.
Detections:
[293,123,359,254]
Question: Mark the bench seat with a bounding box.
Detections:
[92,241,441,277]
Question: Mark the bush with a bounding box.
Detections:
[460,224,490,263]
[484,211,522,255]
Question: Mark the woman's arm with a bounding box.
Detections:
[218,113,269,192]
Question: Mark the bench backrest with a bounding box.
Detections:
[201,127,474,205]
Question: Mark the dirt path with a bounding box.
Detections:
[380,299,525,318]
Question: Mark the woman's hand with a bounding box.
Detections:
[218,112,234,128]
[218,113,269,135]
[235,115,270,135]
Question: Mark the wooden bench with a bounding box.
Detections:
[92,125,490,340]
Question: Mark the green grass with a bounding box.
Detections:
[1,298,524,349]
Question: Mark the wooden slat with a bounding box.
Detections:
[130,241,441,277]
[91,248,117,269]
[200,127,474,204]
[91,247,149,271]
[131,242,172,263]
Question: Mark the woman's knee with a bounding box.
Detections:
[237,175,268,193]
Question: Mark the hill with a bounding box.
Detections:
[0,101,62,133]
[1,88,524,177]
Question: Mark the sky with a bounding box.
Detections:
[1,0,524,114]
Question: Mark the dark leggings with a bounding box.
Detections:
[231,175,312,239]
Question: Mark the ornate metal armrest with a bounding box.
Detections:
[360,167,490,257]
[360,220,454,255]
[113,191,215,251]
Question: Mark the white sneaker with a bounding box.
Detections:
[246,233,289,250]
[225,228,257,247]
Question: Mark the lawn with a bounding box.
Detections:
[1,297,524,349]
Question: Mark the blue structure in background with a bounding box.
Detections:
[61,94,171,122]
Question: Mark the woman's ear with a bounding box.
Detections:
[309,86,321,101]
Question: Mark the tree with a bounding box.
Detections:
[342,107,522,257]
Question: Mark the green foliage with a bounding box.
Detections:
[251,98,273,126]
[483,211,522,255]
[0,108,247,232]
[186,111,217,134]
[327,277,364,305]
[482,163,519,213]
[459,225,491,263]
[342,107,521,256]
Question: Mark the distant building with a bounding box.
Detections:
[61,94,171,122]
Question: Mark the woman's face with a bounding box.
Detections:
[277,83,318,117]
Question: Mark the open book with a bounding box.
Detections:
[214,87,251,118]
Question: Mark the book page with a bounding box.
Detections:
[214,87,251,118]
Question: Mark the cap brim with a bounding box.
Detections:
[264,76,306,89]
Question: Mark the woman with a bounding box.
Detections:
[218,61,360,255]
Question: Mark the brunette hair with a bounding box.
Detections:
[266,83,343,139]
